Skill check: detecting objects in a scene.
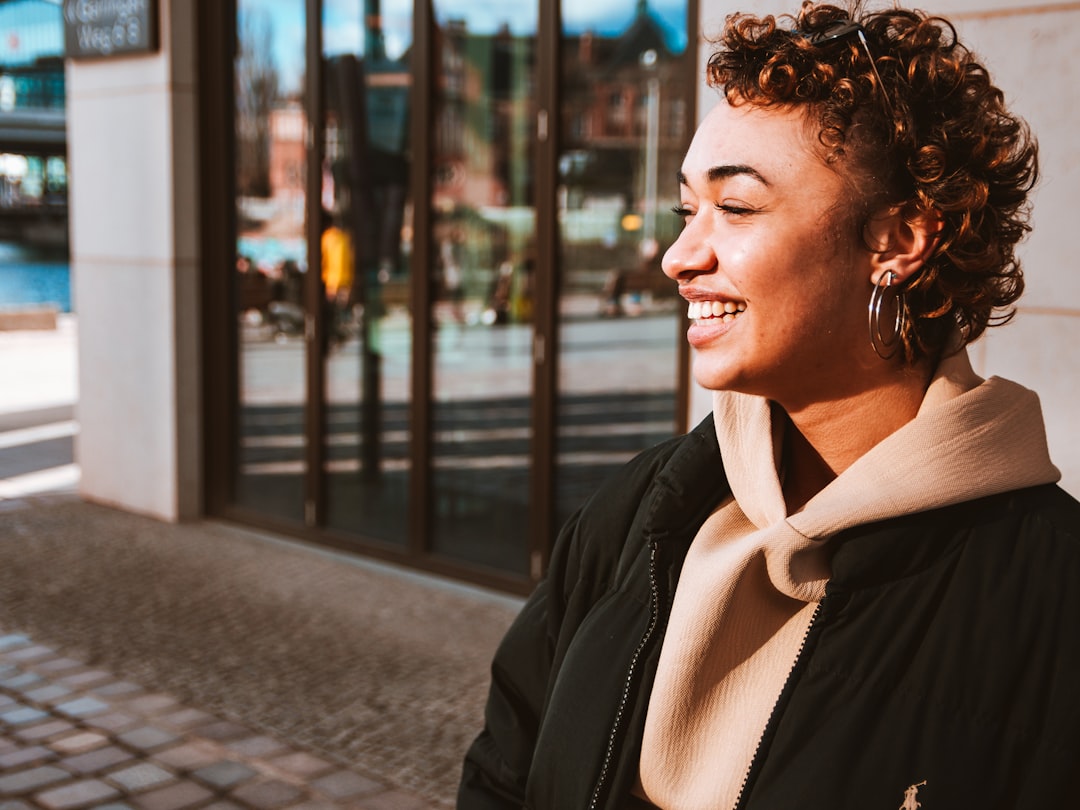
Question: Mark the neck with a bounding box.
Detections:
[780,362,933,511]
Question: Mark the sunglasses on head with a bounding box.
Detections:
[799,19,894,115]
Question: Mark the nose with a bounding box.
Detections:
[661,224,717,283]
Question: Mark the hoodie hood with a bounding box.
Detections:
[716,347,1061,544]
[712,348,1061,603]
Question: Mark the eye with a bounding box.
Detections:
[715,201,758,217]
[671,204,693,219]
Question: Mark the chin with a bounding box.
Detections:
[691,358,775,401]
[691,358,739,394]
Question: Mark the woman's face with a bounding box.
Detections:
[663,100,879,409]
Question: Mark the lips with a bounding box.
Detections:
[686,300,746,322]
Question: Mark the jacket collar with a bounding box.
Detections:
[642,415,730,550]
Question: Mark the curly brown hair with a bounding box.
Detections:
[707,1,1038,362]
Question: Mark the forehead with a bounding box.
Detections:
[680,100,836,191]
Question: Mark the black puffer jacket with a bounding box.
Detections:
[458,416,1080,810]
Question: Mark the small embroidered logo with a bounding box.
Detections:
[899,780,927,810]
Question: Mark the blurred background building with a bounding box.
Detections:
[0,0,68,318]
[2,0,1077,593]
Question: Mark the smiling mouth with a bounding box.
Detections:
[686,300,746,322]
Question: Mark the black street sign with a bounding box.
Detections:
[63,0,159,60]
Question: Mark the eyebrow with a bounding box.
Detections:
[677,164,771,187]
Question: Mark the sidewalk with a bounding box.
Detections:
[1,628,427,809]
[0,313,79,501]
[0,321,520,808]
[0,494,522,810]
[0,314,78,417]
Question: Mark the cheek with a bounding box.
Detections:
[757,265,856,350]
[723,222,863,328]
[723,236,785,298]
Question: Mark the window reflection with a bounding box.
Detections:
[321,0,414,542]
[429,3,538,574]
[555,0,690,528]
[233,0,309,521]
[221,0,694,578]
[563,0,688,50]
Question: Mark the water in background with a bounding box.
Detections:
[0,240,71,312]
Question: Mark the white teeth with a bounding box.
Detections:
[687,300,745,321]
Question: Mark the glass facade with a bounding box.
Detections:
[320,0,414,544]
[428,2,539,574]
[554,0,692,529]
[232,0,310,523]
[210,0,696,589]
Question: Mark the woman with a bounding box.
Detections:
[459,3,1080,808]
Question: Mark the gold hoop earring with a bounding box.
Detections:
[869,270,906,360]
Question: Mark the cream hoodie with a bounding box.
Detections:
[636,350,1061,810]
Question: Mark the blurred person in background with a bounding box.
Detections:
[322,208,355,345]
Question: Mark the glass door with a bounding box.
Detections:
[427,2,539,575]
[554,0,693,529]
[210,0,694,587]
[319,0,414,545]
[232,0,310,523]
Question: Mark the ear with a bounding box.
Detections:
[864,203,943,285]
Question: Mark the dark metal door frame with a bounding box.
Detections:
[199,0,695,594]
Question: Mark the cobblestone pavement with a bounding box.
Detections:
[1,629,431,809]
[0,495,521,810]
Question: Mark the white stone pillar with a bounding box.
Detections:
[68,0,201,520]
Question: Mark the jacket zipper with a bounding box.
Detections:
[731,599,825,810]
[587,539,663,810]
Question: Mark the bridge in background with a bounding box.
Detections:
[0,107,66,157]
[0,107,68,245]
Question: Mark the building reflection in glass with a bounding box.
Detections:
[555,0,691,529]
[224,0,693,575]
[320,0,414,543]
[428,3,539,573]
[233,0,309,523]
[424,0,691,571]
